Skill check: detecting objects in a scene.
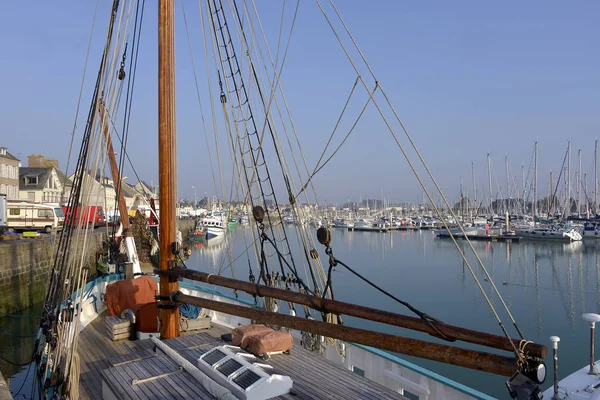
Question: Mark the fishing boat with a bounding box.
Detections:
[188,219,206,242]
[29,2,554,400]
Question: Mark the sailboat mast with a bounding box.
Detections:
[533,141,538,223]
[595,139,598,215]
[471,161,476,214]
[158,0,179,339]
[487,153,493,214]
[566,140,571,217]
[549,171,553,218]
[505,156,509,213]
[577,149,582,217]
[521,165,525,215]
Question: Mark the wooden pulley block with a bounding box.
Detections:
[316,227,331,246]
[253,206,265,223]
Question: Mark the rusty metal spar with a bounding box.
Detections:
[172,291,518,376]
[156,267,546,359]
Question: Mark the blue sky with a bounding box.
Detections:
[0,1,598,205]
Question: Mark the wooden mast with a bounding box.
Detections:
[158,0,179,339]
[98,103,141,276]
[99,105,131,232]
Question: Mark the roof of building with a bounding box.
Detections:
[0,149,20,162]
[19,167,73,191]
[19,168,52,190]
[120,181,137,198]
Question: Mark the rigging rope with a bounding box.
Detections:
[314,0,526,359]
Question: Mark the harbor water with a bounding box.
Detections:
[189,226,599,398]
[2,226,599,398]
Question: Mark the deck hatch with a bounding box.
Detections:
[217,358,242,377]
[202,349,227,366]
[232,369,261,390]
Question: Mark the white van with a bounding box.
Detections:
[0,194,6,234]
[6,201,65,233]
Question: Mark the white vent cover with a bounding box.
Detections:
[198,346,292,400]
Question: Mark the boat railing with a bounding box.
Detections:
[175,279,496,400]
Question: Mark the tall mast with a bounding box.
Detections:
[533,141,538,223]
[471,161,477,214]
[585,173,589,218]
[595,140,598,215]
[549,171,553,218]
[566,140,571,217]
[577,149,582,217]
[158,0,179,339]
[521,165,525,215]
[487,153,493,214]
[505,156,509,213]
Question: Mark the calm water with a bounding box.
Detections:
[189,226,600,398]
[2,227,598,399]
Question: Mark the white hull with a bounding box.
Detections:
[516,228,583,242]
[435,227,479,237]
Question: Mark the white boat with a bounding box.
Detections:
[541,314,600,399]
[435,226,479,237]
[30,1,557,399]
[583,222,600,239]
[516,227,583,242]
[201,214,225,239]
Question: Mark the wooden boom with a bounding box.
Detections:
[173,291,518,376]
[156,267,546,358]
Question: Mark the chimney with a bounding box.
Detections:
[44,158,59,169]
[28,154,45,168]
[0,147,6,156]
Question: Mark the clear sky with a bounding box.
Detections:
[0,1,598,206]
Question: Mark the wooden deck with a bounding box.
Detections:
[78,314,408,399]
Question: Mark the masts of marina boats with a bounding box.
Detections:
[172,291,519,376]
[585,173,589,218]
[99,102,141,276]
[155,267,547,359]
[595,139,598,215]
[548,171,554,218]
[533,141,538,224]
[471,160,477,209]
[505,155,510,213]
[577,149,582,217]
[487,153,493,214]
[158,0,179,339]
[566,139,571,217]
[521,164,525,215]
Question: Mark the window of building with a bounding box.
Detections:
[0,183,5,194]
[0,164,6,178]
[25,176,38,186]
[9,208,20,216]
[27,192,35,201]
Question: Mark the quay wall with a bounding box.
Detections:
[179,219,195,242]
[0,232,106,314]
[0,219,195,314]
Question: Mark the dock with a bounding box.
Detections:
[436,234,521,243]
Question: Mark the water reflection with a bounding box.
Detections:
[0,305,41,397]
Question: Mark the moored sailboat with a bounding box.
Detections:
[29,1,556,399]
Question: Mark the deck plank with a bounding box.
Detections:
[79,313,407,400]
